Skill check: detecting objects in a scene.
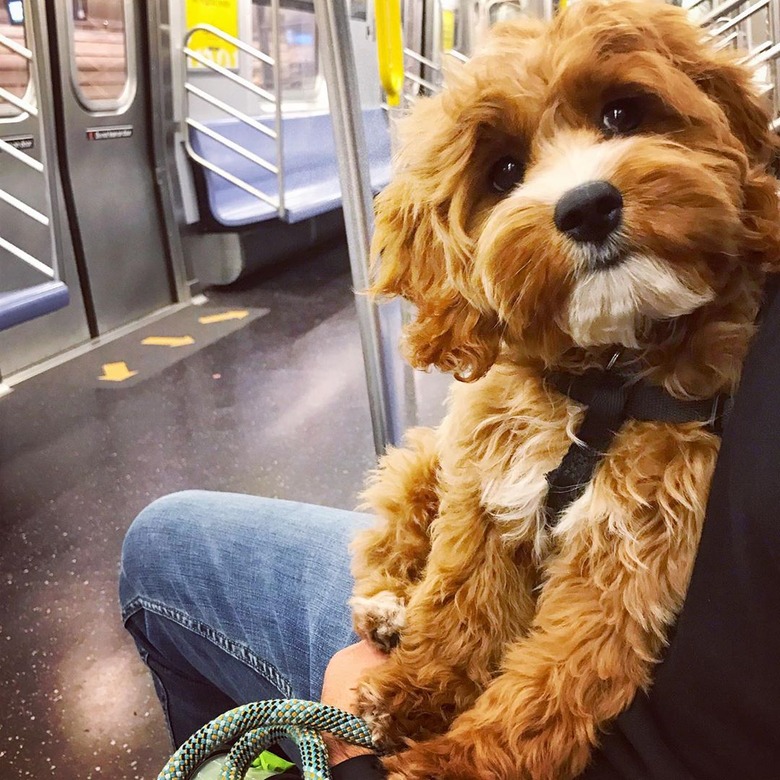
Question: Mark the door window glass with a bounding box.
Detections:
[488,1,535,25]
[252,5,319,99]
[0,2,32,118]
[70,0,132,109]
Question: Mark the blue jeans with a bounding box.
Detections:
[119,490,372,747]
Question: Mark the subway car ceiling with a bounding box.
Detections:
[1,0,780,383]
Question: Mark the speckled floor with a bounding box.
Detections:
[0,244,451,780]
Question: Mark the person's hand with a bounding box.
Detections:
[320,640,388,766]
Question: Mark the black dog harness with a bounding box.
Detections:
[543,367,731,524]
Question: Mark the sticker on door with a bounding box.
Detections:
[0,134,35,151]
[86,125,134,141]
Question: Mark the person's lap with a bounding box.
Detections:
[119,489,372,746]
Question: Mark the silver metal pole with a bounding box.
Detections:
[311,0,409,454]
[271,0,285,218]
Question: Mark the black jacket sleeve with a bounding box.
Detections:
[331,755,387,780]
[581,278,780,779]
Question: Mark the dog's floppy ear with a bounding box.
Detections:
[368,18,549,380]
[688,40,780,266]
[694,53,777,166]
[371,175,501,382]
[369,89,503,382]
[647,3,780,267]
[680,42,780,268]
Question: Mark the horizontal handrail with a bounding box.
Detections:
[745,39,776,59]
[710,0,770,36]
[749,40,780,66]
[184,24,275,67]
[186,117,278,175]
[403,48,440,71]
[400,55,468,106]
[0,21,57,290]
[0,137,43,172]
[701,0,752,26]
[183,47,277,103]
[0,187,49,225]
[403,70,439,93]
[0,84,37,116]
[0,235,54,278]
[0,31,32,59]
[185,83,277,140]
[447,50,470,63]
[184,144,280,210]
[182,11,284,218]
[714,30,740,49]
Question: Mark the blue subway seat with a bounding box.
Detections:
[0,281,70,332]
[189,109,392,228]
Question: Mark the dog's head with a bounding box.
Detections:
[372,0,780,390]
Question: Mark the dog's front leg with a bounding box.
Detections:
[385,493,708,780]
[356,494,538,750]
[351,427,441,651]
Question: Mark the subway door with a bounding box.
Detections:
[47,0,173,334]
[0,1,91,377]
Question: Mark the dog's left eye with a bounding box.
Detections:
[490,156,525,194]
[601,97,645,136]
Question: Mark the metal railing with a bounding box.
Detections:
[396,0,553,108]
[689,0,780,128]
[391,1,780,132]
[182,12,285,218]
[316,0,410,452]
[0,28,55,282]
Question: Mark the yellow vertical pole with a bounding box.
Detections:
[441,0,457,51]
[374,0,404,106]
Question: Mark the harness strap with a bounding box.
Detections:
[543,369,730,524]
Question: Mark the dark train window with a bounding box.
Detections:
[68,0,134,110]
[0,2,32,118]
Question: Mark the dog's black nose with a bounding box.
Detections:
[554,181,623,243]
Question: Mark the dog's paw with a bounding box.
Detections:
[355,662,456,752]
[355,665,429,751]
[355,675,398,749]
[351,590,406,652]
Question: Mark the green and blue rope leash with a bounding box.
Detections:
[157,699,377,780]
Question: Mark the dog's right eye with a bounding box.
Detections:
[601,97,645,136]
[490,156,525,194]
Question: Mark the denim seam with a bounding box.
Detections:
[122,596,294,698]
[136,645,176,749]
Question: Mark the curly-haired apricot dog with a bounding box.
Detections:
[348,1,780,779]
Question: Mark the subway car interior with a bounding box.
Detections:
[2,0,779,778]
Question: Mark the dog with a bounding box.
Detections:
[348,2,780,779]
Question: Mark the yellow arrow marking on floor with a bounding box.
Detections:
[198,310,249,325]
[98,361,138,382]
[141,336,195,348]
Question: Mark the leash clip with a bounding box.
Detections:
[606,349,622,371]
